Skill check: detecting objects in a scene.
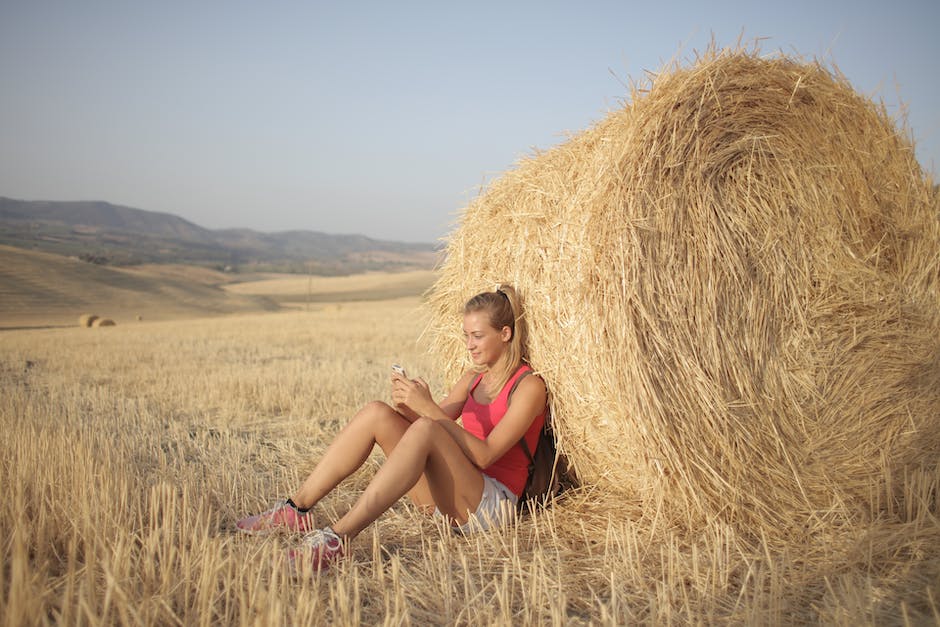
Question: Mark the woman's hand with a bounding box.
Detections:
[390,373,436,418]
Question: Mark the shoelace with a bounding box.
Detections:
[303,526,341,549]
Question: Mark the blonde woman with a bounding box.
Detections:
[236,285,546,572]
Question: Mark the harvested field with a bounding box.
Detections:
[3,298,937,624]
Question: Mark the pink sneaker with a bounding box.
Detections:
[288,526,346,574]
[236,499,315,535]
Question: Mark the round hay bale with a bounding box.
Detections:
[78,314,99,328]
[426,49,940,542]
[92,318,116,327]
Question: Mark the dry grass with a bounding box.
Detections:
[2,297,938,624]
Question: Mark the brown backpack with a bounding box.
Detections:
[507,370,564,511]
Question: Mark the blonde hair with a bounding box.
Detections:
[463,283,527,392]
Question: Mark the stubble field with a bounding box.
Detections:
[2,294,938,625]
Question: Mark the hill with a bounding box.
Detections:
[0,197,216,241]
[0,196,439,273]
[0,244,278,328]
[0,244,438,328]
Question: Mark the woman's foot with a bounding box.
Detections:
[235,499,315,535]
[287,526,346,574]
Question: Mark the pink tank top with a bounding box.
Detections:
[460,365,545,496]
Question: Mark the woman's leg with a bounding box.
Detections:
[329,417,485,540]
[290,401,435,510]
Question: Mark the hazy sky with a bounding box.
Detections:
[1,1,937,243]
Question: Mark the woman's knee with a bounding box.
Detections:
[351,400,398,425]
[361,400,394,414]
[401,416,442,446]
[409,415,436,430]
[353,401,410,449]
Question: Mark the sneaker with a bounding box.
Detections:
[287,526,346,574]
[235,499,315,535]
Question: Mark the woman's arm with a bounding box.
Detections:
[434,375,546,469]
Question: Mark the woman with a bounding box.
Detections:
[236,284,547,573]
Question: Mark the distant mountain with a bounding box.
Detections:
[0,196,440,274]
[0,197,217,242]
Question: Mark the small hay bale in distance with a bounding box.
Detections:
[78,314,99,327]
[426,49,940,543]
[92,318,116,327]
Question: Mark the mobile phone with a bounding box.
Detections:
[391,364,407,377]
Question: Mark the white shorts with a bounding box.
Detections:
[435,474,518,534]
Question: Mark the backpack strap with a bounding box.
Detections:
[507,368,533,407]
[519,430,536,466]
[509,368,536,467]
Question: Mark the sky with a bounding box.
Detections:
[1,1,937,243]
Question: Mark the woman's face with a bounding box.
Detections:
[463,311,511,367]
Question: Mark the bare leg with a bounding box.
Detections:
[330,417,485,540]
[291,401,434,510]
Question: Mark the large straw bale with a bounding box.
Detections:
[426,48,940,542]
[78,313,99,328]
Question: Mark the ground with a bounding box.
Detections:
[1,256,936,624]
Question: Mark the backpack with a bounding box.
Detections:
[516,411,563,511]
[506,370,564,511]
